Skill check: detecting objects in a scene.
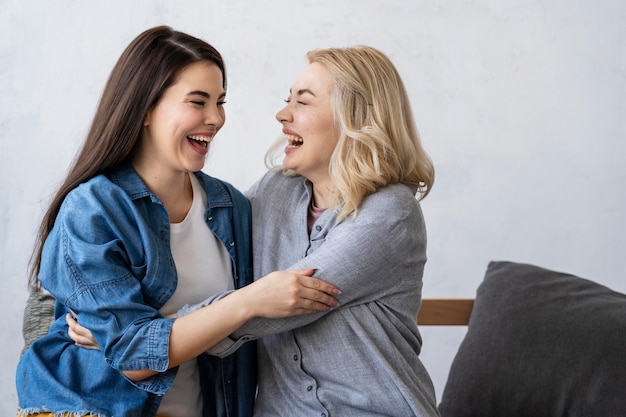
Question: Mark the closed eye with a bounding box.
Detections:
[284,98,306,105]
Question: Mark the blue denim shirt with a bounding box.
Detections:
[16,163,256,417]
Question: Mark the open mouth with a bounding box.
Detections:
[286,134,303,149]
[188,135,211,149]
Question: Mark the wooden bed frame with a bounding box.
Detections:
[417,299,474,325]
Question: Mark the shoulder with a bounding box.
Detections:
[341,184,426,247]
[63,174,129,212]
[350,184,425,236]
[361,184,422,216]
[247,168,304,200]
[53,175,140,242]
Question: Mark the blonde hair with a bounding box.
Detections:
[267,46,434,219]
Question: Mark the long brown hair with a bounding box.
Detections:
[29,26,226,290]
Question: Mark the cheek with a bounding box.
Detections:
[149,104,176,129]
[148,112,185,142]
[321,120,340,151]
[304,114,328,137]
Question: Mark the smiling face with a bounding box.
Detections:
[276,62,340,190]
[133,61,226,179]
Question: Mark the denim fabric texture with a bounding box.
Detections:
[16,162,256,417]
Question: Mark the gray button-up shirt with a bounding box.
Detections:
[207,169,440,417]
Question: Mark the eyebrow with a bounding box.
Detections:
[290,88,316,97]
[187,90,226,99]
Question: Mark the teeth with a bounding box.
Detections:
[285,134,303,145]
[188,135,211,142]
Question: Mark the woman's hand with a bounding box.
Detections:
[65,269,340,359]
[243,268,340,318]
[66,313,100,350]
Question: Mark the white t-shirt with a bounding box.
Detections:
[157,173,233,417]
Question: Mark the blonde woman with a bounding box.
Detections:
[211,46,439,416]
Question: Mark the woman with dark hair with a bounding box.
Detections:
[16,26,338,417]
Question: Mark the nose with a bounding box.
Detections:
[275,103,291,124]
[204,104,225,127]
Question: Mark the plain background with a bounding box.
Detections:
[1,0,624,414]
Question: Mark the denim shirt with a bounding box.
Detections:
[16,163,256,417]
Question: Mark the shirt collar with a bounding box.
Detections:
[107,162,233,208]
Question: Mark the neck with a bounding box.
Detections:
[133,162,193,223]
[311,181,334,209]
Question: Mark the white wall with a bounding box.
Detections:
[1,0,624,414]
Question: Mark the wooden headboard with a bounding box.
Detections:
[417,299,474,325]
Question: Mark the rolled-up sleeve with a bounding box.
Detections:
[40,186,177,393]
[207,181,426,356]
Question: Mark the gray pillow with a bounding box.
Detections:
[438,261,626,417]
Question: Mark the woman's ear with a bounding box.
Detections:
[143,111,151,127]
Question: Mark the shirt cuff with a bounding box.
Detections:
[177,291,234,317]
[127,367,177,395]
[206,334,254,358]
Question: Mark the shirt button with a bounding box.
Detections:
[315,225,322,231]
[292,355,298,361]
[229,242,235,247]
[207,216,213,221]
[307,385,313,391]
[321,413,326,417]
